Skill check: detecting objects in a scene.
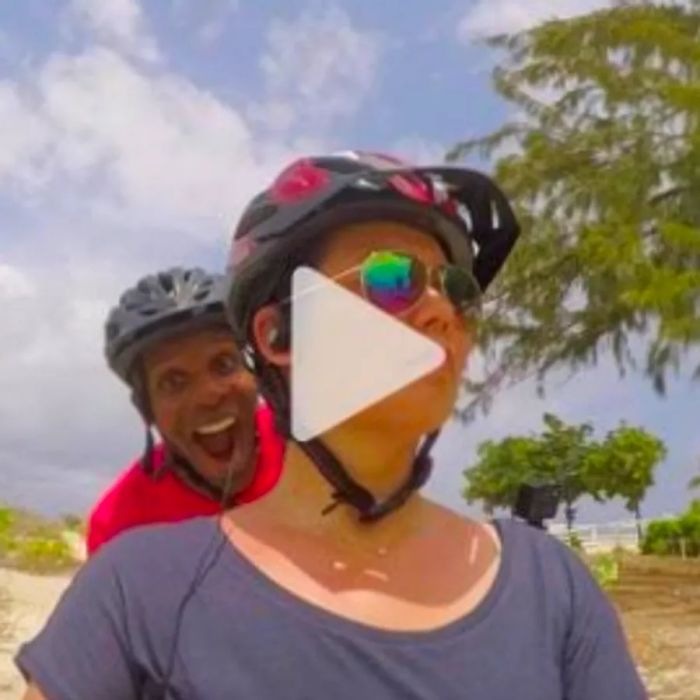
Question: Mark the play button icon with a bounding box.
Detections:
[290,267,446,441]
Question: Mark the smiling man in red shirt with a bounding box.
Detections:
[86,267,284,556]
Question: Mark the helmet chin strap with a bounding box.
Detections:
[257,360,438,523]
[138,422,229,500]
[140,424,158,476]
[167,449,236,503]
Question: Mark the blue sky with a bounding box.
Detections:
[0,0,697,523]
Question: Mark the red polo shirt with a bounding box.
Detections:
[86,403,284,556]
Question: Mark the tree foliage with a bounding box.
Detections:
[463,413,666,527]
[585,424,667,515]
[641,499,700,556]
[449,1,700,416]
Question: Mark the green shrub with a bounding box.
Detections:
[641,518,681,555]
[587,553,620,588]
[677,506,700,557]
[566,532,584,553]
[641,501,700,557]
[0,507,14,535]
[14,536,75,573]
[0,504,80,573]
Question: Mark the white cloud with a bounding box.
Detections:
[0,46,307,244]
[0,2,323,515]
[170,0,241,45]
[253,6,381,132]
[69,0,161,63]
[0,264,36,299]
[390,137,447,165]
[41,48,260,235]
[0,83,53,188]
[457,0,613,40]
[0,255,140,514]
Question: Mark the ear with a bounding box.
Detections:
[251,304,291,368]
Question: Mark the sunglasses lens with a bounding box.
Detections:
[362,251,426,314]
[440,266,482,315]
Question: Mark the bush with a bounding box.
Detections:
[641,500,700,557]
[641,519,682,555]
[587,553,620,588]
[14,536,75,573]
[0,507,13,532]
[0,503,80,573]
[566,532,584,553]
[677,504,700,557]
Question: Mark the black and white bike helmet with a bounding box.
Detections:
[105,267,229,387]
[104,267,232,488]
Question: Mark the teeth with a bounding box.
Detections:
[195,416,237,435]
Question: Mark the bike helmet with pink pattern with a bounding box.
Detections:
[225,151,520,522]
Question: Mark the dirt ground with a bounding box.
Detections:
[0,554,698,699]
[0,569,72,699]
[608,555,700,700]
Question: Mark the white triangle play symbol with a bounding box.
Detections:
[290,267,446,441]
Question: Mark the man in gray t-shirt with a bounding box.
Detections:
[16,516,647,700]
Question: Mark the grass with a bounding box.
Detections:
[564,536,624,588]
[0,505,82,574]
[586,551,621,588]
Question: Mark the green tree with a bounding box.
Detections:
[448,1,700,416]
[585,425,667,539]
[464,413,597,530]
[463,413,665,531]
[462,434,549,514]
[642,499,700,557]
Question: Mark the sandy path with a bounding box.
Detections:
[0,569,73,699]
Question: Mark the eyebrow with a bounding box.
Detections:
[152,365,188,382]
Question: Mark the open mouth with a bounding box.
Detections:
[192,416,237,461]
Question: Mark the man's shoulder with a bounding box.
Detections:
[86,446,168,553]
[90,447,166,511]
[94,516,222,578]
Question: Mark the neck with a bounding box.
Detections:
[253,427,431,552]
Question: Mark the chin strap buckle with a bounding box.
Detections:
[321,494,344,517]
[319,449,436,524]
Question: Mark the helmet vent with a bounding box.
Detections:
[105,322,119,341]
[456,203,473,233]
[158,273,175,295]
[491,200,501,229]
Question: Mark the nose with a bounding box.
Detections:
[195,372,231,408]
[406,286,456,341]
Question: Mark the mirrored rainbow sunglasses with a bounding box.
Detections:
[348,250,482,317]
